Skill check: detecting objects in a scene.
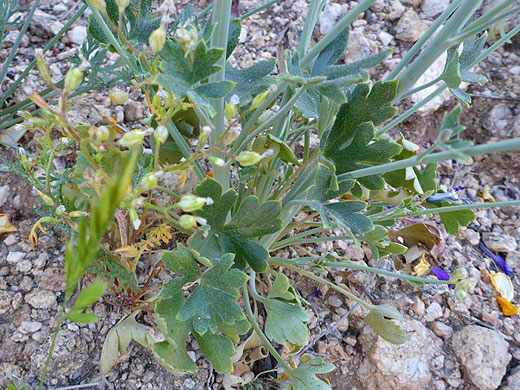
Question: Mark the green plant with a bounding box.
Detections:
[4,0,520,388]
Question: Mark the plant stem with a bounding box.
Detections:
[270,257,456,285]
[39,305,66,390]
[301,0,377,68]
[0,0,41,89]
[0,3,87,107]
[241,285,292,373]
[240,0,280,19]
[412,200,520,216]
[165,121,205,181]
[338,137,520,181]
[385,0,464,81]
[279,262,374,310]
[298,0,326,55]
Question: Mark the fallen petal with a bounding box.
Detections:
[479,241,513,277]
[489,272,514,301]
[0,214,17,234]
[496,296,518,316]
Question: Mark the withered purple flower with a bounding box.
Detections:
[479,241,514,277]
[431,266,454,288]
[305,290,323,299]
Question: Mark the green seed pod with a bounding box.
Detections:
[149,24,166,53]
[64,67,83,92]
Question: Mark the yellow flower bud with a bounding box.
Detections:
[154,125,168,144]
[179,215,197,230]
[109,89,128,105]
[90,0,106,13]
[250,90,270,110]
[35,49,52,85]
[96,126,110,142]
[236,151,264,166]
[38,191,54,206]
[225,100,237,120]
[64,67,83,92]
[208,156,225,167]
[176,194,209,212]
[116,0,129,13]
[149,24,166,53]
[118,129,147,148]
[225,128,240,146]
[69,210,89,217]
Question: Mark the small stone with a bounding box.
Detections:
[509,65,520,75]
[184,378,195,389]
[424,302,443,322]
[432,321,453,338]
[4,234,17,246]
[7,251,26,264]
[68,26,87,46]
[386,0,405,20]
[378,31,393,46]
[20,276,34,291]
[25,290,56,308]
[31,10,64,36]
[328,295,343,308]
[413,297,425,317]
[458,227,480,246]
[421,0,450,18]
[401,0,422,7]
[0,185,9,206]
[501,366,520,390]
[0,291,12,315]
[452,325,511,390]
[396,10,429,43]
[124,101,144,122]
[16,260,32,273]
[19,321,43,334]
[483,104,512,132]
[482,232,517,252]
[39,268,66,291]
[53,3,67,12]
[481,311,498,326]
[337,316,349,332]
[319,3,343,35]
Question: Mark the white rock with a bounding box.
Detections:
[424,302,443,322]
[319,3,343,35]
[239,25,248,43]
[432,321,453,338]
[32,10,64,36]
[483,104,512,132]
[387,0,405,20]
[53,4,68,12]
[482,232,517,252]
[0,185,9,207]
[357,319,443,390]
[7,251,26,264]
[19,321,43,334]
[68,26,87,46]
[509,65,520,75]
[16,260,32,273]
[25,290,56,309]
[452,325,511,390]
[378,31,393,46]
[421,0,450,18]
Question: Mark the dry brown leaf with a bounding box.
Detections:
[0,214,17,234]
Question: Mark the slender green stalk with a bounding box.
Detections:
[248,271,267,302]
[241,285,292,373]
[297,0,326,55]
[0,4,88,107]
[0,0,41,88]
[385,0,464,81]
[396,0,482,97]
[376,85,446,136]
[338,137,520,181]
[301,0,377,68]
[165,122,205,180]
[240,0,280,20]
[399,76,442,99]
[197,3,213,19]
[85,1,136,73]
[270,257,456,285]
[412,200,520,217]
[460,0,516,34]
[39,305,66,390]
[209,0,233,189]
[272,235,353,251]
[280,262,374,309]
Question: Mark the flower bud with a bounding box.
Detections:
[225,100,237,120]
[225,128,240,146]
[154,125,168,144]
[149,24,166,53]
[35,49,52,85]
[64,67,83,92]
[179,215,197,229]
[454,288,468,302]
[109,89,128,105]
[236,151,264,166]
[116,0,129,13]
[96,126,110,142]
[176,26,198,53]
[201,126,212,136]
[176,194,207,212]
[119,129,146,148]
[208,156,225,167]
[129,208,141,230]
[69,210,89,217]
[56,205,66,215]
[38,191,54,206]
[90,0,106,13]
[131,197,144,209]
[250,90,269,110]
[140,173,158,191]
[450,268,468,281]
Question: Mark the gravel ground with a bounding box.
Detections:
[1,1,520,389]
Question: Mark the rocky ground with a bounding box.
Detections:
[1,0,520,389]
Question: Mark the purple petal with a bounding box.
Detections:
[431,266,454,288]
[305,290,323,299]
[479,242,514,277]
